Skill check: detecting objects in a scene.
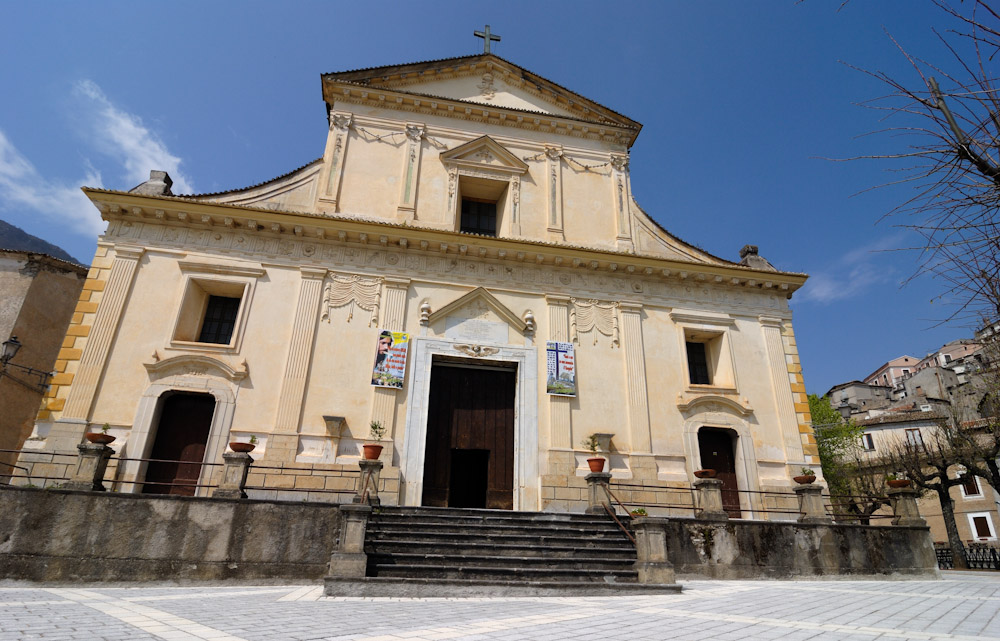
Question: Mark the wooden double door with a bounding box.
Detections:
[421,363,516,509]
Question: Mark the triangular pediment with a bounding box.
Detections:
[440,136,528,174]
[322,54,640,131]
[428,287,527,333]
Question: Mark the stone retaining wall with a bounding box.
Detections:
[638,516,938,579]
[0,486,340,582]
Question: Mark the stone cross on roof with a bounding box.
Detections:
[474,24,501,54]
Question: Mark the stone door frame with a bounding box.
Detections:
[400,337,538,510]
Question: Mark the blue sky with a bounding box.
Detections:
[0,1,980,394]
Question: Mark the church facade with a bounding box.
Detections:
[21,52,814,514]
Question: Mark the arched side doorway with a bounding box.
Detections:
[119,358,242,496]
[142,391,216,496]
[698,427,741,518]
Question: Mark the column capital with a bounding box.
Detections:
[384,277,411,289]
[112,245,145,261]
[300,266,328,280]
[758,315,785,328]
[618,301,643,313]
[545,294,571,306]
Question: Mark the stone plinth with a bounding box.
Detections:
[693,478,729,521]
[889,487,926,527]
[212,451,253,499]
[794,484,831,524]
[354,459,383,506]
[584,471,611,514]
[64,442,113,492]
[327,504,372,578]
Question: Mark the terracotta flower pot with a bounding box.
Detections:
[85,432,115,445]
[586,457,605,473]
[363,443,384,460]
[887,479,911,488]
[229,442,255,453]
[793,475,816,485]
[693,469,716,479]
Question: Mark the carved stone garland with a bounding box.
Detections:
[570,298,620,347]
[321,273,383,326]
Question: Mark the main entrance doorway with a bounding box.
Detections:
[142,392,215,496]
[698,427,742,518]
[422,362,516,509]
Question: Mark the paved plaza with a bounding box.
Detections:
[1,572,999,641]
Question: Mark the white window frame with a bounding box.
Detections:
[670,311,738,393]
[967,512,997,541]
[168,260,264,354]
[861,433,875,451]
[960,471,984,499]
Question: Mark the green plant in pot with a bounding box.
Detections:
[229,434,257,453]
[84,422,116,445]
[582,434,605,473]
[886,472,911,489]
[363,420,386,460]
[793,467,816,484]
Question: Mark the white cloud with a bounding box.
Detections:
[0,80,195,240]
[797,236,901,304]
[74,80,194,194]
[0,130,104,236]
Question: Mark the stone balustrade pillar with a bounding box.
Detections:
[354,459,383,506]
[794,484,831,524]
[694,478,729,521]
[65,442,113,491]
[632,518,676,584]
[212,452,253,499]
[889,487,926,527]
[585,471,612,514]
[327,504,372,578]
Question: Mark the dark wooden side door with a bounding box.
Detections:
[422,364,516,509]
[143,392,215,496]
[698,428,741,518]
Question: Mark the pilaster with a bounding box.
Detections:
[545,295,572,472]
[274,267,328,442]
[545,146,564,237]
[62,245,144,422]
[620,302,651,453]
[318,112,352,213]
[760,316,807,463]
[396,123,425,221]
[610,153,634,252]
[371,278,410,438]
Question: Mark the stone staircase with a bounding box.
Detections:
[324,506,682,596]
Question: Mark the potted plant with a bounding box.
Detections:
[793,467,816,484]
[886,472,912,489]
[693,468,716,479]
[85,423,115,445]
[363,420,386,460]
[230,434,257,453]
[630,507,648,517]
[582,434,605,473]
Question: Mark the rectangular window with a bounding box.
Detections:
[905,428,923,449]
[460,198,498,236]
[961,473,982,498]
[973,516,993,538]
[861,433,875,451]
[686,341,710,385]
[198,295,241,344]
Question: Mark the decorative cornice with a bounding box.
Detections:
[429,286,528,332]
[179,259,266,278]
[84,188,808,296]
[676,392,753,417]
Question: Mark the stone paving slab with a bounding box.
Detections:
[0,572,998,640]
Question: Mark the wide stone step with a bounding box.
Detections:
[368,525,631,547]
[325,576,683,597]
[368,539,636,559]
[373,508,618,527]
[370,563,640,583]
[368,522,627,539]
[370,552,635,570]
